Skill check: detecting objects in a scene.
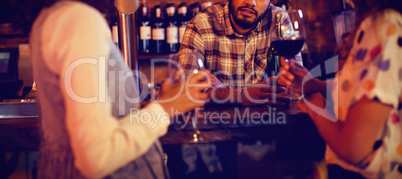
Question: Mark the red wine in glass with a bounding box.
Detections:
[270,10,306,99]
[270,10,306,58]
[271,39,305,58]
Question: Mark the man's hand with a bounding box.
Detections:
[241,77,290,106]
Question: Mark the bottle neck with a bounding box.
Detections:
[167,12,174,17]
[192,7,200,16]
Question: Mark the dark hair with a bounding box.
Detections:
[10,0,116,34]
[354,0,402,24]
[336,0,401,69]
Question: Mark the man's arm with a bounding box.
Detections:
[179,15,205,58]
[206,77,289,106]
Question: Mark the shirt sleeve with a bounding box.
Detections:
[339,10,402,112]
[41,3,170,178]
[180,15,206,56]
[178,15,207,73]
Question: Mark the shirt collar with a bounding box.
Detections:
[223,3,235,36]
[256,4,273,33]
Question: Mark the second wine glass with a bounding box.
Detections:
[270,9,306,99]
[168,50,205,142]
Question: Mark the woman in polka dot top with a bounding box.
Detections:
[278,0,402,178]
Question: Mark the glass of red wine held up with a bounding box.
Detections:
[270,9,306,100]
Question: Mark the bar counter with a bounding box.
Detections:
[162,101,323,145]
[0,101,325,178]
[161,101,325,178]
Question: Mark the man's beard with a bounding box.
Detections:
[229,1,269,29]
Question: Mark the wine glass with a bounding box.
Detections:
[270,9,306,99]
[168,50,205,142]
[168,50,204,82]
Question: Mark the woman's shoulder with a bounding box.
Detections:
[353,9,401,50]
[360,9,401,32]
[380,9,402,23]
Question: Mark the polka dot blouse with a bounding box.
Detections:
[330,9,402,178]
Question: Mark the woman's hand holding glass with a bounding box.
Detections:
[162,50,211,142]
[270,10,307,99]
[157,50,211,117]
[278,57,314,96]
[157,70,211,118]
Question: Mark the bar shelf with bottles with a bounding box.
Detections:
[136,0,222,60]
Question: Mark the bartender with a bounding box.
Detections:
[179,0,301,106]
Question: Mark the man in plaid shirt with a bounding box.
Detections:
[179,0,301,105]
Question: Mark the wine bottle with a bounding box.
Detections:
[165,3,179,53]
[112,21,119,47]
[301,42,310,69]
[267,43,280,76]
[178,3,188,44]
[190,3,201,19]
[151,5,165,54]
[138,2,151,54]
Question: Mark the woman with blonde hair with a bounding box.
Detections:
[30,0,210,178]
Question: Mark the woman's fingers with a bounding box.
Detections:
[196,92,209,100]
[189,70,208,83]
[280,66,295,80]
[289,62,308,77]
[187,71,212,92]
[277,73,292,87]
[280,56,289,70]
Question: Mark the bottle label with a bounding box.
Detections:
[112,25,118,43]
[167,7,175,15]
[156,8,161,18]
[142,6,147,15]
[178,7,187,15]
[152,28,165,40]
[179,26,186,43]
[166,26,178,44]
[140,26,151,40]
